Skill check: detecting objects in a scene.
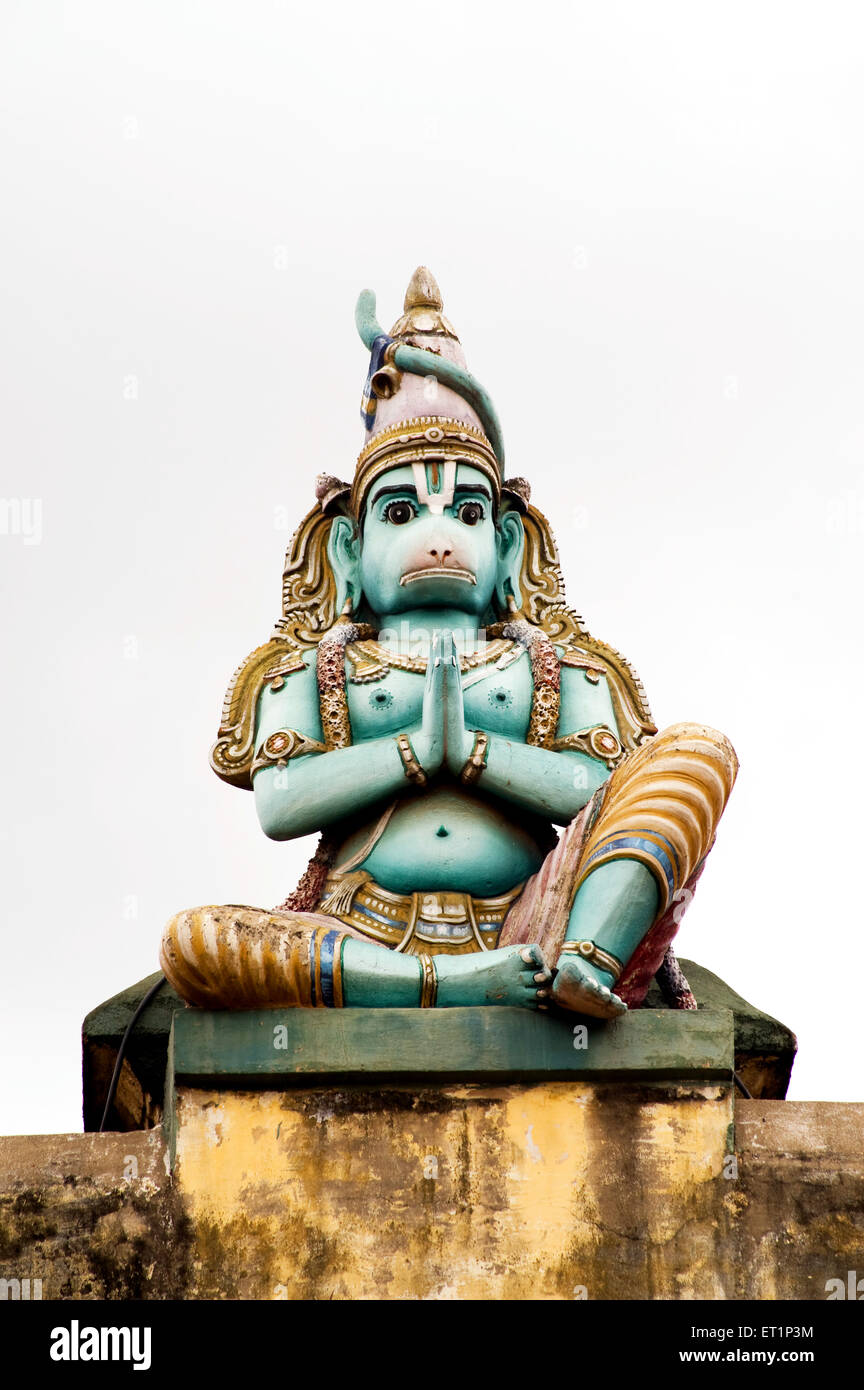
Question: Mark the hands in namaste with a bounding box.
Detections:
[410,630,475,778]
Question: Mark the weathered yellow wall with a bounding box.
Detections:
[3,1094,863,1300]
[0,1129,189,1300]
[174,1081,735,1299]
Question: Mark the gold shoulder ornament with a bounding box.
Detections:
[551,724,625,769]
[209,501,336,788]
[493,496,657,754]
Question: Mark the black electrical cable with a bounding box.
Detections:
[98,973,168,1132]
[733,1071,753,1099]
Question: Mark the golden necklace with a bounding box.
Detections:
[346,637,518,683]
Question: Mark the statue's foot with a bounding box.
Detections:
[435,943,552,1009]
[551,954,627,1020]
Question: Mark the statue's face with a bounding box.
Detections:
[358,462,501,617]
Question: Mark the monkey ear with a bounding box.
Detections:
[327,515,362,615]
[494,510,525,612]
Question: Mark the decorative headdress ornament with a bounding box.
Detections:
[350,267,528,519]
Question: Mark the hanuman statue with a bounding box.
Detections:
[160,269,738,1020]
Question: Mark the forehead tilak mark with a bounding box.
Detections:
[411,460,456,516]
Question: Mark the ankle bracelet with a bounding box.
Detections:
[418,953,438,1008]
[559,939,623,982]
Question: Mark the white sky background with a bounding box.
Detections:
[1,2,862,1133]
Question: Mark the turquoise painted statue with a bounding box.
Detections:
[161,268,738,1019]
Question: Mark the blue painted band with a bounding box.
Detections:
[591,825,681,879]
[360,334,393,431]
[319,929,340,1008]
[582,834,675,909]
[353,901,402,929]
[308,932,317,1008]
[322,928,341,1006]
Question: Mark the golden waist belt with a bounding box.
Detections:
[318,870,524,956]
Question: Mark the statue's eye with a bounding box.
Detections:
[458,500,485,526]
[383,499,417,525]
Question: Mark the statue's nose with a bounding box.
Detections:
[428,546,452,561]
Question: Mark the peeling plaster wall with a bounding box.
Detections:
[0,1130,192,1300]
[173,1082,736,1300]
[1,1095,862,1301]
[726,1103,864,1300]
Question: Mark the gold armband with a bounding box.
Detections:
[250,728,327,776]
[551,724,624,769]
[418,953,438,1008]
[396,734,428,786]
[559,939,623,982]
[460,730,489,784]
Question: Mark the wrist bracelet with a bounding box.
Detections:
[559,939,623,982]
[418,952,438,1008]
[460,730,489,785]
[396,733,428,786]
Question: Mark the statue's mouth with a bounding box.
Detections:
[400,567,477,587]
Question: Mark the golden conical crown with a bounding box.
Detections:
[389,266,459,339]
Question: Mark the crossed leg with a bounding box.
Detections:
[161,721,737,1018]
[159,906,552,1010]
[501,721,739,1019]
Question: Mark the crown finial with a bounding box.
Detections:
[404,265,443,312]
[390,266,458,339]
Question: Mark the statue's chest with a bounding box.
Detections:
[347,650,534,743]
